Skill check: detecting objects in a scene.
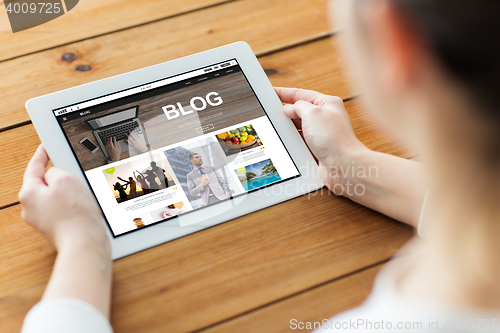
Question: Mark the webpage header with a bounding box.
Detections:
[53,60,238,116]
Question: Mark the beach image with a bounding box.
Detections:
[234,158,281,192]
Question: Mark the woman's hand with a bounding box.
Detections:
[127,131,148,153]
[19,145,112,317]
[19,145,109,251]
[106,137,121,161]
[275,88,428,227]
[275,87,368,192]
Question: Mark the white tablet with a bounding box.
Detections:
[26,42,323,259]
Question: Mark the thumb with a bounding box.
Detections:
[283,100,316,120]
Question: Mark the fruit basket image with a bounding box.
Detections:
[224,138,257,149]
[216,124,259,150]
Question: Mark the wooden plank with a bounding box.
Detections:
[0,0,333,132]
[0,98,410,209]
[259,37,359,100]
[0,124,40,208]
[0,190,413,333]
[200,265,383,333]
[0,0,232,62]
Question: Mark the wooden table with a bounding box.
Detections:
[0,1,415,332]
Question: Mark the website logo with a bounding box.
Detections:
[4,0,79,33]
[162,92,224,120]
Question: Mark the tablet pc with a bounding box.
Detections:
[26,42,323,259]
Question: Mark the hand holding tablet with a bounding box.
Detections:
[26,42,323,259]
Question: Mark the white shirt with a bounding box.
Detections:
[22,298,112,333]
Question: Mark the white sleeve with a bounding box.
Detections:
[21,298,113,333]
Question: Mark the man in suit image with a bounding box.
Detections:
[186,153,230,206]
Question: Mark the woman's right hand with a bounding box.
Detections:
[275,87,368,192]
[19,145,109,252]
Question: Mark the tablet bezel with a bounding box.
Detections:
[26,42,324,259]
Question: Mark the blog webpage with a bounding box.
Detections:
[54,60,300,236]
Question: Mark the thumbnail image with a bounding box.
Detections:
[215,123,263,156]
[235,158,281,192]
[165,137,242,209]
[149,201,187,223]
[130,214,153,230]
[102,153,175,203]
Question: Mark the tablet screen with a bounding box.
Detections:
[53,60,300,237]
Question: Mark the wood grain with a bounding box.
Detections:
[260,37,360,99]
[199,265,384,333]
[0,190,413,333]
[0,0,333,132]
[0,0,232,62]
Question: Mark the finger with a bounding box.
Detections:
[23,145,49,186]
[275,87,343,107]
[283,100,316,120]
[282,104,302,130]
[283,104,299,119]
[44,166,73,186]
[275,87,324,105]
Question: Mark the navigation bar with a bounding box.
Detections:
[54,60,238,116]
